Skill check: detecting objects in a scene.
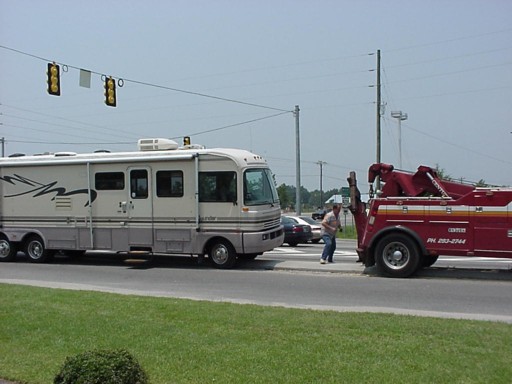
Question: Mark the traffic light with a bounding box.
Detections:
[104,76,116,107]
[47,62,60,96]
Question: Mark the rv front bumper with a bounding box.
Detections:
[243,226,284,254]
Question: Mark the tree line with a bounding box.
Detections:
[276,184,340,211]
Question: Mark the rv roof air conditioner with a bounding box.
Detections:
[138,138,179,151]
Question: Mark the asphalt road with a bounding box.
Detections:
[1,241,511,323]
[261,240,512,279]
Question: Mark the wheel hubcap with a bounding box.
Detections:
[392,250,403,262]
[213,245,228,264]
[383,242,408,269]
[0,241,10,257]
[29,242,43,259]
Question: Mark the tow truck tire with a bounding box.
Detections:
[375,233,420,278]
[208,240,237,269]
[0,235,17,262]
[24,235,53,263]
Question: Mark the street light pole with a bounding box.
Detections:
[317,161,327,209]
[294,105,301,215]
[391,110,408,168]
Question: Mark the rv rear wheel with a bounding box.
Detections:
[24,235,53,263]
[0,235,17,262]
[208,240,237,269]
[375,233,420,278]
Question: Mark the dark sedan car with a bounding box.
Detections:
[281,216,313,246]
[311,209,327,220]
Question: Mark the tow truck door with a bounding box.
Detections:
[472,191,511,255]
[426,202,471,253]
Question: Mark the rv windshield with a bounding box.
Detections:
[244,168,279,206]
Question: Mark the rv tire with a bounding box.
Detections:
[208,240,237,269]
[375,233,420,278]
[24,235,53,263]
[0,235,17,262]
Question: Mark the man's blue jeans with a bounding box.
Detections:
[321,234,336,262]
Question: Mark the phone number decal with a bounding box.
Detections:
[427,238,466,245]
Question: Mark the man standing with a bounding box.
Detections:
[320,204,341,264]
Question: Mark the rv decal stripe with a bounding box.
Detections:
[0,217,281,227]
[0,174,97,206]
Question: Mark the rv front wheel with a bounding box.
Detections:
[208,240,237,269]
[0,235,17,262]
[24,236,52,263]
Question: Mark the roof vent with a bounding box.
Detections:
[138,138,179,151]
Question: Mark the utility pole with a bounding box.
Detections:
[317,161,327,208]
[1,137,4,157]
[376,49,382,191]
[294,105,301,215]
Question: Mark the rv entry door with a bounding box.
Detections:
[127,167,154,247]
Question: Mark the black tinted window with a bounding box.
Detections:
[95,172,124,190]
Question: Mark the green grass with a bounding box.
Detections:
[338,225,357,239]
[1,284,511,384]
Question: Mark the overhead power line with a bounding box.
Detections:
[0,44,293,114]
[388,118,512,166]
[183,111,290,138]
[3,111,289,146]
[382,27,512,53]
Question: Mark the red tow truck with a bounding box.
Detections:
[347,163,512,277]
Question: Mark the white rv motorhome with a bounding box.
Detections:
[0,139,284,268]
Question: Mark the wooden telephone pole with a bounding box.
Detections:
[376,50,381,191]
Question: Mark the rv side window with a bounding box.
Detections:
[198,171,237,202]
[95,172,125,190]
[130,169,148,199]
[156,171,184,197]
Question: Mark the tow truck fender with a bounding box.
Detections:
[366,225,427,266]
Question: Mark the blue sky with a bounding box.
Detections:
[1,0,511,190]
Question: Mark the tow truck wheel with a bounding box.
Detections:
[0,235,17,262]
[375,233,420,278]
[208,240,237,269]
[24,235,53,263]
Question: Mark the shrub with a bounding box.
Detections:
[54,349,148,384]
